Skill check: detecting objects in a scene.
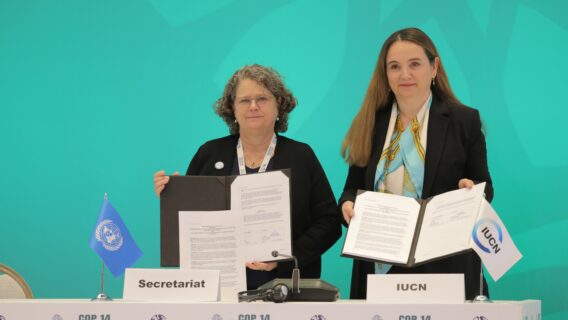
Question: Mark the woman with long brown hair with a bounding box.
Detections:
[339,27,493,300]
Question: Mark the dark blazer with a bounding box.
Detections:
[339,95,493,300]
[187,134,342,279]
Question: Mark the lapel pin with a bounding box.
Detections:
[214,161,224,170]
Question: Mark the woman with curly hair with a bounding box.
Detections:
[154,64,341,289]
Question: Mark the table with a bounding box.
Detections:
[0,299,541,320]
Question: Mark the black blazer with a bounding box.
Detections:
[339,96,493,300]
[187,134,342,279]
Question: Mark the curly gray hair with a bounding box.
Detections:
[214,64,297,134]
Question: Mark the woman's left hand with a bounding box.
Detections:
[246,261,278,272]
[458,178,475,189]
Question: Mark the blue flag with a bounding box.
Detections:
[89,199,143,277]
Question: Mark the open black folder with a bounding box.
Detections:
[160,170,291,267]
[341,183,486,267]
[160,175,229,267]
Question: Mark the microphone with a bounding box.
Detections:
[271,250,300,294]
[257,252,339,301]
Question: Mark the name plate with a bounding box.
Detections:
[123,268,219,302]
[367,274,464,304]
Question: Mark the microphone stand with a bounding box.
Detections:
[272,251,300,295]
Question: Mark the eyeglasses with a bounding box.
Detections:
[235,95,274,108]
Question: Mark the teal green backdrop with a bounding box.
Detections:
[1,0,566,318]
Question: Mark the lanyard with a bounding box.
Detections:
[236,133,277,175]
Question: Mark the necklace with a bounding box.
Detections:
[244,151,265,168]
[236,134,277,174]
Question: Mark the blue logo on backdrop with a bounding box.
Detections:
[95,219,124,251]
[150,315,166,320]
[472,218,503,254]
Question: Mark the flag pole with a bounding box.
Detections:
[91,261,112,301]
[473,192,491,303]
[472,262,491,303]
[91,193,113,301]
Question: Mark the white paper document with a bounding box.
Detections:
[343,191,420,264]
[342,183,488,266]
[177,170,293,301]
[231,171,292,262]
[179,210,245,302]
[414,183,485,263]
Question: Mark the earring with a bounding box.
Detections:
[432,78,436,86]
[234,119,237,123]
[276,116,280,121]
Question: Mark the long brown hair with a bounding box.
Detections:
[341,27,461,166]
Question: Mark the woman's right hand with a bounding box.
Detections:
[154,170,179,197]
[341,201,355,225]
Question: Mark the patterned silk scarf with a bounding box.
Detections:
[372,93,432,273]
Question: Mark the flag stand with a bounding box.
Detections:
[91,261,113,301]
[91,193,112,301]
[89,192,142,301]
[472,263,491,303]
